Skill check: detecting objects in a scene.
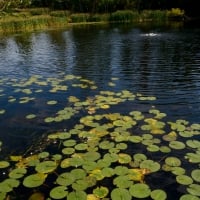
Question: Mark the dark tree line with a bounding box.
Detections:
[0,0,199,18]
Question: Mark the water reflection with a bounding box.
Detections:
[0,24,200,124]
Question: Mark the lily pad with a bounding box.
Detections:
[56,173,75,186]
[150,189,167,200]
[35,161,57,173]
[111,188,132,200]
[113,175,133,188]
[180,194,200,200]
[129,183,151,198]
[118,153,132,164]
[165,157,181,167]
[67,191,87,200]
[176,175,193,185]
[169,141,186,150]
[93,186,109,198]
[140,160,160,172]
[0,161,10,168]
[191,169,200,182]
[50,186,68,199]
[187,184,200,196]
[26,114,36,119]
[186,140,200,149]
[9,168,27,179]
[23,173,47,188]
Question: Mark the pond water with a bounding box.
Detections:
[0,23,200,200]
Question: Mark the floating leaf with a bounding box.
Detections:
[115,166,129,175]
[180,194,200,200]
[140,160,160,172]
[0,161,10,168]
[56,173,75,186]
[26,114,36,119]
[150,189,167,200]
[187,184,200,196]
[38,152,49,159]
[9,168,27,179]
[129,183,151,198]
[176,175,193,185]
[35,161,57,173]
[191,169,200,182]
[47,100,57,105]
[118,153,132,164]
[67,191,87,200]
[165,157,181,167]
[111,188,132,200]
[185,153,200,163]
[23,173,47,188]
[169,141,186,150]
[87,194,100,200]
[171,167,186,175]
[113,175,133,188]
[133,153,147,162]
[50,186,68,199]
[93,186,109,198]
[186,140,200,149]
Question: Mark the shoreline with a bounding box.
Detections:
[0,9,185,34]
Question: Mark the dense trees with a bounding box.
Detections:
[0,0,199,18]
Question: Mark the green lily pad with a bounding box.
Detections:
[26,114,36,119]
[169,141,186,150]
[187,184,200,196]
[150,189,167,200]
[71,169,86,180]
[38,152,50,159]
[9,168,27,179]
[67,191,87,200]
[113,175,133,188]
[147,144,160,152]
[75,143,88,151]
[0,109,6,114]
[176,175,193,185]
[63,139,76,147]
[129,183,151,198]
[133,153,147,162]
[111,188,132,200]
[50,186,68,199]
[83,152,101,162]
[180,194,200,200]
[62,147,75,155]
[47,100,57,105]
[35,161,57,173]
[191,169,200,182]
[0,178,20,192]
[0,161,10,168]
[23,173,46,188]
[93,186,109,198]
[160,146,171,153]
[118,153,132,164]
[99,141,115,149]
[171,167,186,175]
[56,173,75,186]
[165,157,181,167]
[72,179,88,191]
[101,167,114,177]
[186,140,200,149]
[185,153,200,163]
[140,160,160,172]
[115,166,129,175]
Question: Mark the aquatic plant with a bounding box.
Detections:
[0,74,199,200]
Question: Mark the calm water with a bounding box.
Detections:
[0,23,200,154]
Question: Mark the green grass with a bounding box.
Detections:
[0,9,184,34]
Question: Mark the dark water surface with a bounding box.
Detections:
[0,22,200,200]
[0,23,200,151]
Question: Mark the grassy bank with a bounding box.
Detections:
[0,8,184,34]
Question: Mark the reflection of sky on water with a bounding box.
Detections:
[0,24,200,124]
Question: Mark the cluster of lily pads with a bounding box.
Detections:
[0,74,200,200]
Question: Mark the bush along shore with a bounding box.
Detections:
[0,8,184,34]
